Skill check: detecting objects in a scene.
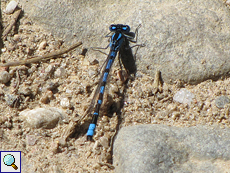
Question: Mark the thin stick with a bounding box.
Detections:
[2,9,22,39]
[0,42,82,67]
[153,69,160,94]
[13,69,20,93]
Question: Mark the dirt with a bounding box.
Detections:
[0,1,230,173]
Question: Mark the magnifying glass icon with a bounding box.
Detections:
[3,154,18,170]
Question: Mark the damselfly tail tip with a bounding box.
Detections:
[87,136,93,141]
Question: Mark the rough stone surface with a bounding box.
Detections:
[19,0,230,84]
[114,124,230,173]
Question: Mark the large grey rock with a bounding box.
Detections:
[19,0,230,84]
[114,124,230,173]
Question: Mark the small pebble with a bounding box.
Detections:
[45,64,55,74]
[93,141,100,151]
[0,71,11,84]
[215,96,230,109]
[25,48,34,56]
[5,1,18,14]
[92,163,101,170]
[18,86,32,96]
[101,116,109,123]
[167,104,177,112]
[0,116,8,124]
[54,67,66,78]
[172,112,181,120]
[1,48,6,52]
[60,97,71,109]
[26,135,37,146]
[65,89,72,94]
[4,121,12,128]
[99,136,109,149]
[82,59,90,66]
[51,141,60,154]
[90,59,99,65]
[88,69,97,77]
[20,107,66,129]
[173,88,195,105]
[38,41,47,50]
[13,34,20,41]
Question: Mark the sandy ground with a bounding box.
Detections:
[0,1,230,172]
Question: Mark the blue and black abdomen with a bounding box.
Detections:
[86,24,136,141]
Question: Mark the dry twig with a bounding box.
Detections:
[0,41,82,67]
[153,69,162,94]
[13,69,20,93]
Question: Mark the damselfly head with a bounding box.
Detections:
[109,24,130,33]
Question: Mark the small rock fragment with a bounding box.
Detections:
[82,59,90,66]
[18,86,32,96]
[20,107,67,129]
[0,71,11,84]
[215,96,230,109]
[51,141,60,154]
[45,64,55,74]
[38,41,47,50]
[99,136,109,149]
[13,34,20,41]
[173,88,195,105]
[60,97,71,109]
[5,1,18,14]
[92,163,101,170]
[1,48,6,52]
[26,135,37,146]
[54,67,66,78]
